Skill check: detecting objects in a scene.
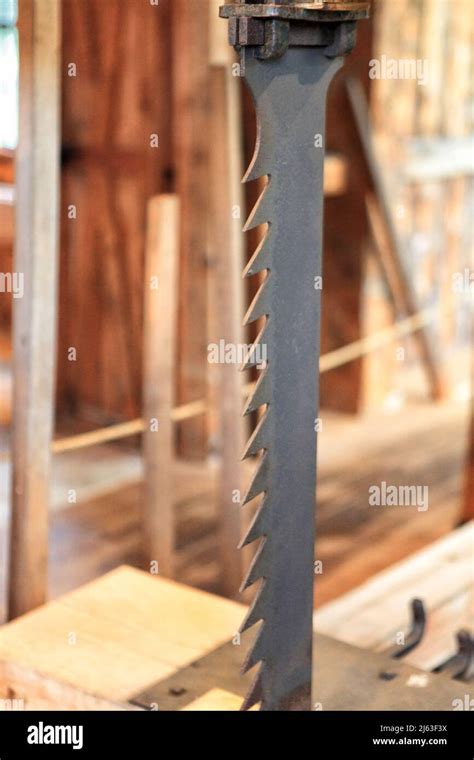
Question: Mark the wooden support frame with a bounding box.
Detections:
[8,0,61,619]
[142,195,180,578]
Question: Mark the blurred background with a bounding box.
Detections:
[0,0,472,630]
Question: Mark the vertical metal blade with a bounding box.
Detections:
[240,46,342,711]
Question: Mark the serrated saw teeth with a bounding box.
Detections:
[239,580,268,632]
[242,135,270,182]
[243,369,270,416]
[240,537,269,591]
[241,623,267,674]
[239,498,268,548]
[240,322,269,372]
[241,452,269,506]
[243,277,271,326]
[241,408,270,459]
[243,182,272,231]
[223,4,355,710]
[239,665,265,711]
[243,233,272,278]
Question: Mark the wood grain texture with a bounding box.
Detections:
[0,567,245,704]
[9,0,61,618]
[182,688,247,711]
[58,0,172,420]
[172,0,211,458]
[142,195,180,577]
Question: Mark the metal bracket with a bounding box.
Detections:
[383,599,427,660]
[434,630,474,683]
[221,1,369,60]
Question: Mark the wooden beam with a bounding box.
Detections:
[460,339,474,523]
[172,0,210,458]
[8,0,61,619]
[208,1,247,597]
[460,407,474,523]
[142,195,180,578]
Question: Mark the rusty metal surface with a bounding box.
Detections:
[220,3,370,24]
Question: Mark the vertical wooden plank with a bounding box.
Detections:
[439,0,472,392]
[410,0,448,394]
[172,0,210,458]
[460,338,474,524]
[461,406,474,523]
[9,0,61,618]
[367,0,421,409]
[208,1,246,596]
[142,195,180,579]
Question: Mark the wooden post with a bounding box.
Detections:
[461,409,474,523]
[172,0,210,458]
[460,332,474,524]
[8,0,61,619]
[208,1,247,597]
[142,195,180,578]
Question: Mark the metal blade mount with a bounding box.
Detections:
[238,46,342,711]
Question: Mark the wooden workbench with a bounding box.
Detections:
[0,547,470,711]
[0,567,244,710]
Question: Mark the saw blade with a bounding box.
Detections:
[239,46,342,711]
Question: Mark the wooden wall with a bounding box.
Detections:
[51,0,472,453]
[59,0,172,421]
[320,17,373,412]
[370,0,473,401]
[57,0,376,443]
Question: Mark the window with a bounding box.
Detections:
[0,0,18,149]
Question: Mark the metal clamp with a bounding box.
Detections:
[220,1,370,60]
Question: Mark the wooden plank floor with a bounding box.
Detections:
[0,398,470,621]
